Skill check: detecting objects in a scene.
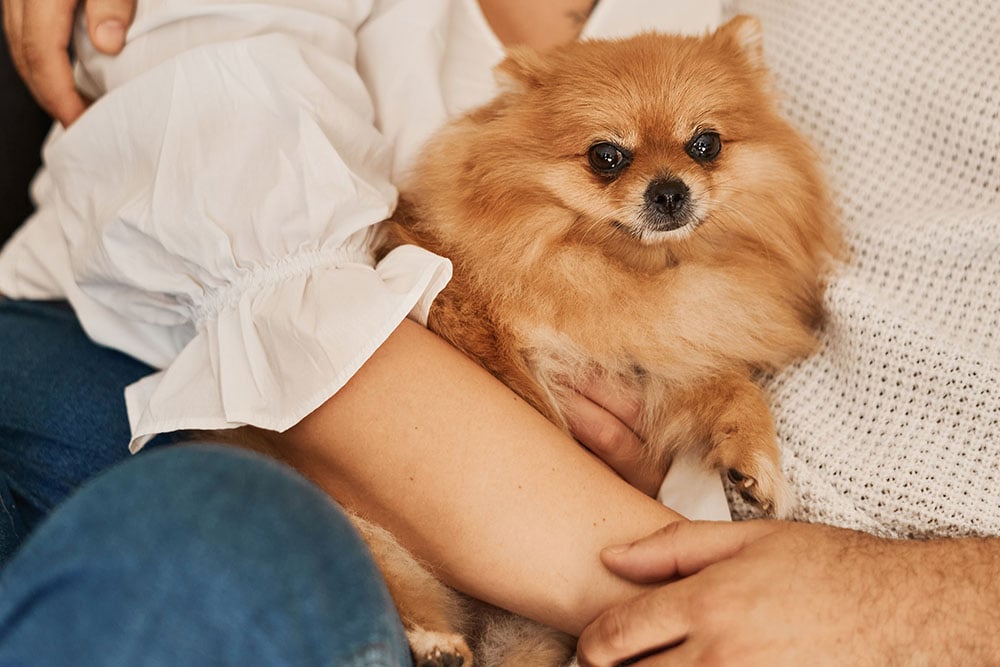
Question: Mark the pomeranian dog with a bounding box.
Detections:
[360,14,841,667]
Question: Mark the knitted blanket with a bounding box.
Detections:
[725,0,1000,538]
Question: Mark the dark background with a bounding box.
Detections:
[0,8,53,247]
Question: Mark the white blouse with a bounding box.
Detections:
[0,0,719,470]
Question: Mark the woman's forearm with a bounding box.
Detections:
[272,318,682,635]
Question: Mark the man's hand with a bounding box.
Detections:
[565,377,665,496]
[3,0,135,125]
[578,520,1000,666]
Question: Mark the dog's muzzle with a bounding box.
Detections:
[643,178,692,231]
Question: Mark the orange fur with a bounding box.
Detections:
[380,16,841,507]
[371,16,842,665]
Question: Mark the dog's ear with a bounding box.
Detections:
[715,14,765,70]
[494,46,548,92]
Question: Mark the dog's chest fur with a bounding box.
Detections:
[431,237,812,446]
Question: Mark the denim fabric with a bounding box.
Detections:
[0,444,411,666]
[0,299,172,561]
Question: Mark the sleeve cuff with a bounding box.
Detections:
[126,243,451,451]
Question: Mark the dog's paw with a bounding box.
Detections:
[725,456,790,517]
[708,425,790,517]
[407,627,473,667]
[698,377,792,516]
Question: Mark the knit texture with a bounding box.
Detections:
[723,0,1000,537]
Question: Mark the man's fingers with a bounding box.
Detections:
[3,1,26,84]
[577,375,642,427]
[577,585,690,667]
[85,0,135,53]
[6,0,135,123]
[3,0,24,51]
[564,391,662,495]
[21,0,86,125]
[601,520,777,583]
[629,640,701,667]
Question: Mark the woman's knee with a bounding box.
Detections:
[0,444,409,666]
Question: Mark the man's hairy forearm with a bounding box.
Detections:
[894,537,1000,663]
[270,319,682,635]
[835,530,1000,663]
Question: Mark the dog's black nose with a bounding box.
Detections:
[645,179,690,219]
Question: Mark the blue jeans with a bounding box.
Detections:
[0,299,169,559]
[0,445,411,666]
[0,300,410,665]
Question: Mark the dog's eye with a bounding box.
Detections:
[686,131,722,162]
[588,142,631,175]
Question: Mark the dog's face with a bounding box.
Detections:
[575,124,720,241]
[479,16,816,251]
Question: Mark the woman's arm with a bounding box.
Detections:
[273,318,683,636]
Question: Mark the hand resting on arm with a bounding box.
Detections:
[577,519,1000,665]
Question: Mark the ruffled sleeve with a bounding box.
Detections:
[1,0,450,450]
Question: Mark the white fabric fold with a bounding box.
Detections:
[127,244,450,450]
[658,453,733,521]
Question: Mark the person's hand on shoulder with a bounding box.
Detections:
[3,0,135,125]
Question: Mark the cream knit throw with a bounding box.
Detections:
[723,0,1000,537]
